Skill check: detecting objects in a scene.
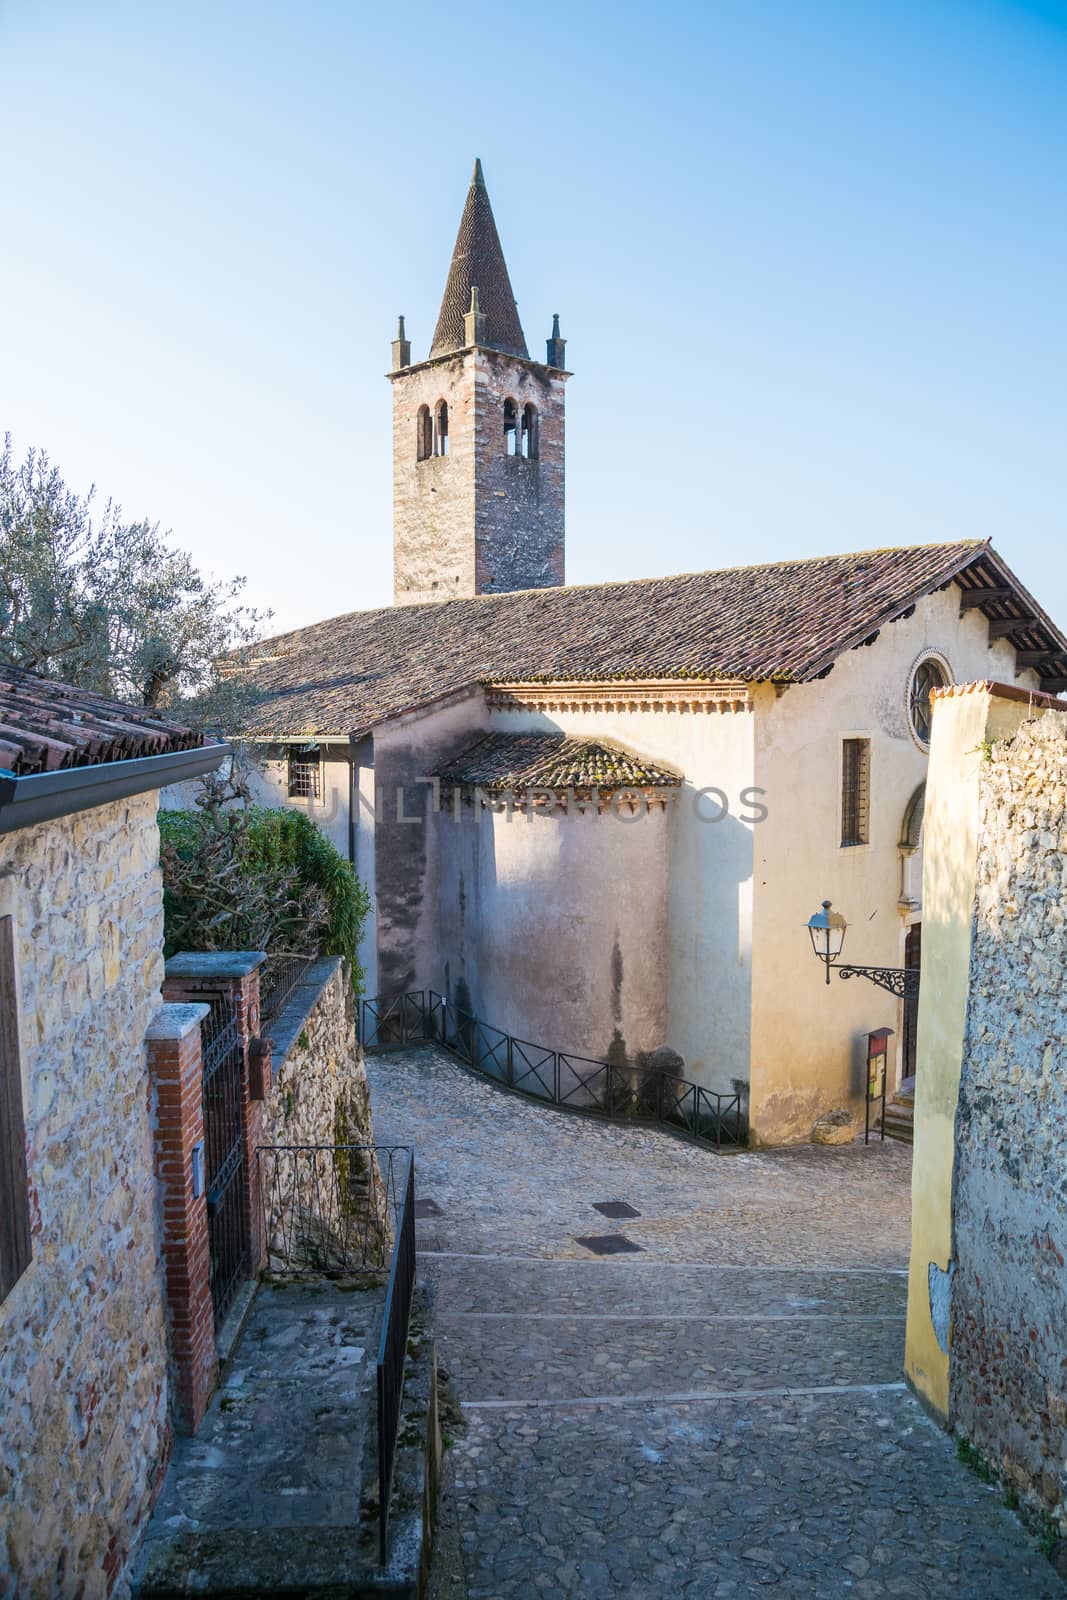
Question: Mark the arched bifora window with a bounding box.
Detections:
[435,401,449,456]
[503,399,517,456]
[416,405,433,462]
[521,402,538,459]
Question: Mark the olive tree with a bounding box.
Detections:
[0,434,267,724]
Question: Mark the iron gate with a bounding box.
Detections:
[201,997,250,1329]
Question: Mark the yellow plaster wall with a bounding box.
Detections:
[904,686,1034,1416]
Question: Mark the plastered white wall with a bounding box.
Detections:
[438,795,670,1063]
[482,703,757,1092]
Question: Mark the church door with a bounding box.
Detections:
[901,923,922,1082]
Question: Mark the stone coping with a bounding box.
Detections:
[165,950,267,979]
[263,955,344,1062]
[145,1001,211,1042]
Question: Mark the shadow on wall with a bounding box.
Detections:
[667,779,752,1095]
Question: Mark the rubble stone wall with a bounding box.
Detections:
[951,708,1067,1530]
[0,794,170,1599]
[258,956,386,1272]
[260,957,374,1152]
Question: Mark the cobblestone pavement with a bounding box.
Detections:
[369,1048,1064,1600]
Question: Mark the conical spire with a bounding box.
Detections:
[430,159,529,359]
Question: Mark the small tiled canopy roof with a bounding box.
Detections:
[232,539,1067,739]
[0,667,202,776]
[433,734,682,793]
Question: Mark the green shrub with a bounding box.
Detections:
[159,770,371,987]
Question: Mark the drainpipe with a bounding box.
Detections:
[348,734,358,868]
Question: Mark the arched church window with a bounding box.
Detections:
[416,405,432,462]
[503,399,517,456]
[521,403,538,459]
[435,401,449,456]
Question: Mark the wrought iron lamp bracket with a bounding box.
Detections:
[836,964,920,1000]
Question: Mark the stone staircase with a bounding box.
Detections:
[881,1080,916,1146]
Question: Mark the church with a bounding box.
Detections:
[221,160,1067,1145]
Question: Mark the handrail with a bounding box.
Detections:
[376,1148,416,1564]
[259,950,315,1027]
[360,989,745,1151]
[256,1142,409,1275]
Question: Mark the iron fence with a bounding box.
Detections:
[201,996,250,1330]
[360,989,745,1150]
[377,1149,416,1565]
[361,990,430,1050]
[256,1143,411,1276]
[259,950,314,1028]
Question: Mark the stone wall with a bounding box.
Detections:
[260,956,374,1153]
[391,347,565,606]
[472,349,565,598]
[258,957,385,1271]
[0,794,171,1599]
[949,707,1066,1531]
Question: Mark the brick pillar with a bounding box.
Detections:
[145,1002,215,1434]
[162,952,269,1274]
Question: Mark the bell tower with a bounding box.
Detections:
[389,159,569,606]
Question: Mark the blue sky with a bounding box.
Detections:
[2,0,1065,636]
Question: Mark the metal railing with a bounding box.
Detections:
[259,950,315,1028]
[361,990,433,1050]
[376,1149,416,1565]
[360,989,745,1150]
[257,1142,411,1276]
[201,996,250,1329]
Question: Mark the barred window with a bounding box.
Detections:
[841,738,870,847]
[288,751,320,800]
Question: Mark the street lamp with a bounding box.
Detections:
[807,900,848,982]
[806,899,920,1000]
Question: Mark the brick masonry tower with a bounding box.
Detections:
[390,159,569,605]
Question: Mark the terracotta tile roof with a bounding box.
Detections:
[234,539,1067,739]
[429,160,529,359]
[0,667,203,777]
[433,734,682,792]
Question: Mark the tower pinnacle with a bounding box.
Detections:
[430,160,528,359]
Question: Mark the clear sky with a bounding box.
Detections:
[2,0,1065,638]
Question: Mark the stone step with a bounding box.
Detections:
[437,1300,906,1403]
[420,1256,910,1319]
[880,1098,915,1146]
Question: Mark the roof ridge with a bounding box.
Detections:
[237,538,1067,740]
[244,538,990,654]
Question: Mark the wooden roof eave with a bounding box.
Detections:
[796,542,993,684]
[798,542,1067,690]
[973,549,1067,693]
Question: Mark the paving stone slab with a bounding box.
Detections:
[425,1256,909,1320]
[368,1050,913,1268]
[366,1049,1064,1600]
[438,1310,905,1402]
[452,1390,1063,1600]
